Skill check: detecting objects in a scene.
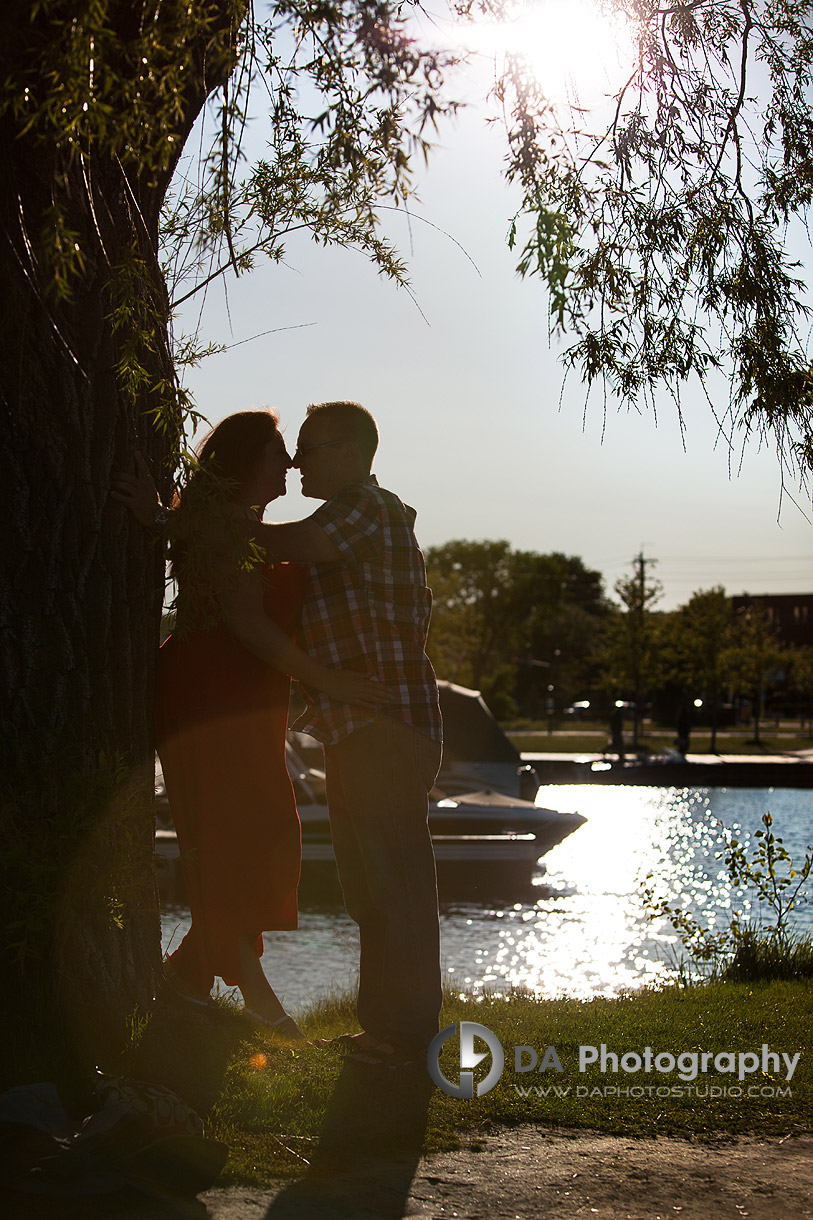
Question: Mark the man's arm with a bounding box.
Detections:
[248,518,342,564]
[112,454,342,561]
[224,570,394,707]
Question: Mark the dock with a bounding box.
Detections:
[522,749,813,787]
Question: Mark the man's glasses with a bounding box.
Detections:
[292,438,351,465]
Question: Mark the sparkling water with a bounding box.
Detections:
[160,786,813,1015]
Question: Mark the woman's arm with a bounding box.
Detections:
[113,459,392,706]
[112,455,340,560]
[224,570,395,709]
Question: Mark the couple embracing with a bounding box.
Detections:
[115,401,442,1070]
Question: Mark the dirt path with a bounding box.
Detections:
[7,1126,813,1218]
[201,1126,813,1219]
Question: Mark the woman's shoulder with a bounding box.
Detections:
[262,561,306,626]
[264,560,307,591]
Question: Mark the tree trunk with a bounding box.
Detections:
[0,0,243,1084]
[710,703,719,754]
[0,141,173,1084]
[751,684,764,747]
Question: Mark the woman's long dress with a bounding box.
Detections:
[155,562,306,993]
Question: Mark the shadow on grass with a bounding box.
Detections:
[261,1056,433,1220]
[5,998,239,1220]
[6,1002,435,1219]
[122,998,242,1117]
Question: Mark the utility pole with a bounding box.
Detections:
[632,551,644,750]
[631,550,656,751]
[613,551,662,756]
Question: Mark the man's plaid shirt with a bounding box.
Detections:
[291,476,442,747]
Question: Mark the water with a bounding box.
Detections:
[160,786,813,1015]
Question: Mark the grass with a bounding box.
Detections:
[505,722,813,755]
[723,928,813,982]
[121,979,813,1186]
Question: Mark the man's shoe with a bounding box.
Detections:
[344,1034,424,1070]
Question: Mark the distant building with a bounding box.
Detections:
[731,593,813,648]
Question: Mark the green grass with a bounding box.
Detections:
[506,725,813,754]
[122,980,813,1186]
[723,929,813,982]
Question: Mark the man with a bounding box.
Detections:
[117,402,443,1066]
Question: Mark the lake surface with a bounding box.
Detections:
[160,785,813,1016]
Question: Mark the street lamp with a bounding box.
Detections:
[546,648,561,735]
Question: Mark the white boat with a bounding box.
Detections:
[296,789,585,867]
[156,790,584,869]
[155,680,586,872]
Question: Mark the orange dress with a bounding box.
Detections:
[155,562,306,993]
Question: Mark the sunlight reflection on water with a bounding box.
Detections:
[160,786,813,1014]
[440,785,813,1001]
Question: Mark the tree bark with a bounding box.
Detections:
[0,143,168,1082]
[0,0,243,1084]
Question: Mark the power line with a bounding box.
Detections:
[598,553,811,566]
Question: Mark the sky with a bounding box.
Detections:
[172,2,812,612]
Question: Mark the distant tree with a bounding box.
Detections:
[521,557,610,719]
[789,647,813,739]
[426,540,529,697]
[664,587,733,752]
[425,541,608,717]
[722,600,789,746]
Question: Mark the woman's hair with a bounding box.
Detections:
[193,408,281,485]
[169,410,281,624]
[171,408,281,510]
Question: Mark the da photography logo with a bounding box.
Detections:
[428,1022,505,1098]
[426,1025,800,1103]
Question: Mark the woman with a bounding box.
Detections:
[148,410,392,1041]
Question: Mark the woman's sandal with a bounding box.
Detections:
[161,969,216,1010]
[240,1009,309,1045]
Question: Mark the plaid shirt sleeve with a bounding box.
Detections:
[293,477,442,746]
[309,485,384,563]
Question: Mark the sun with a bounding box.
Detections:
[456,0,634,110]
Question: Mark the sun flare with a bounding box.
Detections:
[457,0,634,109]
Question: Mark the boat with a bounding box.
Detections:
[156,681,586,873]
[294,785,585,869]
[156,760,584,872]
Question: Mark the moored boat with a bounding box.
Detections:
[155,680,586,872]
[296,788,585,867]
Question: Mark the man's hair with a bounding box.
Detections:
[306,400,379,467]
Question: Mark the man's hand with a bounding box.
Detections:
[111,451,163,528]
[320,670,398,709]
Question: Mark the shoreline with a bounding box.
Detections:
[523,749,813,787]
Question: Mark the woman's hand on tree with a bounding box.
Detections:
[111,452,163,527]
